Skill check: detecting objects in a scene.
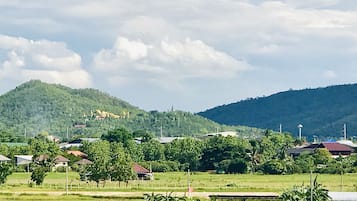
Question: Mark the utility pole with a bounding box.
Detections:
[279,124,282,133]
[187,168,191,197]
[343,124,347,140]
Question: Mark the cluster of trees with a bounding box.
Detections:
[0,128,356,187]
[100,128,357,175]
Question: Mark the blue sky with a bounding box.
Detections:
[1,0,357,112]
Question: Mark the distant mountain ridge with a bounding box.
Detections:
[0,80,262,139]
[198,84,357,139]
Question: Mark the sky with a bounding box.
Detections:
[1,0,357,112]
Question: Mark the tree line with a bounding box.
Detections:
[0,128,356,186]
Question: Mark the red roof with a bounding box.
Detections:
[322,142,353,152]
[132,163,150,174]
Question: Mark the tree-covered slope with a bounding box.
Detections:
[198,84,357,139]
[0,80,262,139]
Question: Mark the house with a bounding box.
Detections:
[319,142,353,158]
[0,154,11,163]
[133,163,152,180]
[67,150,88,158]
[290,142,353,158]
[61,138,100,149]
[14,155,33,166]
[288,147,315,157]
[54,155,70,169]
[75,158,93,166]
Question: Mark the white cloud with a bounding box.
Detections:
[0,35,91,88]
[94,36,250,89]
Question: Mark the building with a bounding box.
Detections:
[0,154,11,163]
[133,163,152,180]
[289,142,353,158]
[14,155,33,166]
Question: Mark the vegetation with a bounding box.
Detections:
[199,84,357,139]
[0,80,263,139]
[280,176,331,201]
[0,163,12,185]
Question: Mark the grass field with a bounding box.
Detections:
[3,171,357,194]
[0,193,143,201]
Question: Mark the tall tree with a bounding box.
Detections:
[165,138,203,170]
[200,136,250,170]
[83,140,111,187]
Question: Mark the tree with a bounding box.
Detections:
[262,159,286,174]
[141,139,165,161]
[133,130,154,143]
[83,140,111,187]
[200,136,250,170]
[31,165,47,185]
[0,163,12,185]
[227,158,248,174]
[101,128,133,147]
[165,138,203,170]
[110,143,136,186]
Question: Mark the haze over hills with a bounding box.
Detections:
[0,80,262,139]
[198,84,357,140]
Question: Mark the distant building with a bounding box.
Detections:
[14,155,33,166]
[67,150,88,158]
[155,137,183,144]
[289,142,353,158]
[201,131,238,139]
[133,163,152,180]
[0,155,11,163]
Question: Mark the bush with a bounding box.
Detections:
[139,161,180,172]
[0,163,12,184]
[280,176,331,201]
[262,160,286,174]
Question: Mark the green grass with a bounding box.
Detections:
[0,193,142,201]
[3,172,357,193]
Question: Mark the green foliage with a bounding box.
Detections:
[82,140,111,187]
[200,135,250,170]
[0,80,261,139]
[199,83,357,139]
[141,139,165,161]
[0,163,12,184]
[143,193,199,201]
[165,138,203,170]
[139,161,180,172]
[280,176,331,201]
[31,165,47,185]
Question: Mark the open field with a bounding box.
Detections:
[0,193,143,201]
[3,172,357,194]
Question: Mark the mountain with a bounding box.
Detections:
[0,80,262,140]
[198,84,357,140]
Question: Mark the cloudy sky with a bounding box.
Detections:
[1,0,357,112]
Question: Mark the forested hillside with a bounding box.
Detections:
[199,84,357,139]
[0,80,262,140]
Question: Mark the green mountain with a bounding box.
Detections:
[0,80,262,140]
[198,84,357,140]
